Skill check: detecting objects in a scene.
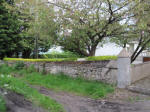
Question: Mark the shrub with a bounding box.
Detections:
[13,61,25,70]
[0,95,6,112]
[4,58,77,62]
[87,56,117,61]
[27,65,36,73]
[41,51,81,59]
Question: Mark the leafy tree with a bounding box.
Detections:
[110,0,150,63]
[0,0,28,59]
[130,0,150,63]
[49,0,134,56]
[15,0,59,58]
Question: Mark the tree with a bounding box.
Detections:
[0,0,28,59]
[110,0,150,63]
[29,1,59,58]
[49,0,134,56]
[13,0,59,58]
[129,0,150,63]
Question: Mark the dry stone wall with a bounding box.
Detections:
[6,60,117,84]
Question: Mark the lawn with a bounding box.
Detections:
[0,64,114,99]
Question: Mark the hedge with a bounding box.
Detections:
[4,56,117,62]
[3,58,77,62]
[41,51,80,59]
[86,56,117,61]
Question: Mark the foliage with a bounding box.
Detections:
[4,55,117,62]
[0,95,6,112]
[0,65,114,99]
[16,0,59,58]
[129,0,150,63]
[0,0,29,59]
[51,0,134,56]
[4,58,77,62]
[87,56,117,61]
[110,0,150,63]
[0,0,59,59]
[42,51,81,59]
[13,61,25,70]
[0,65,64,112]
[26,64,36,73]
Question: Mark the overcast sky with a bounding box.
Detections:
[48,43,122,56]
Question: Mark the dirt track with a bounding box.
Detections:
[36,86,150,112]
[1,86,150,112]
[0,88,46,112]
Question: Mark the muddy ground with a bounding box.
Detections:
[1,86,150,112]
[36,86,150,112]
[0,88,46,112]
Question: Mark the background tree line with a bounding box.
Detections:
[0,0,150,63]
[0,0,57,59]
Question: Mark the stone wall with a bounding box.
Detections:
[131,62,150,83]
[6,60,117,84]
[0,60,4,65]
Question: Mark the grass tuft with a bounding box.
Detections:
[87,56,117,61]
[0,95,6,112]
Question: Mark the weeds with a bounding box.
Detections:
[0,64,114,99]
[0,95,6,112]
[0,65,64,112]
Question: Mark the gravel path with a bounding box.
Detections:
[36,86,150,112]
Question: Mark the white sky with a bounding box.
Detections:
[95,43,122,56]
[47,43,122,56]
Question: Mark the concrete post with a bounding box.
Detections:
[117,49,131,88]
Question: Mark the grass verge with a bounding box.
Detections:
[0,95,6,112]
[0,65,64,112]
[0,64,114,99]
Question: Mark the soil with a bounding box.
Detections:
[1,86,150,112]
[0,88,47,112]
[35,86,150,112]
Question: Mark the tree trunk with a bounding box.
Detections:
[89,46,96,56]
[6,52,13,57]
[0,54,5,60]
[131,38,150,63]
[15,52,19,58]
[22,49,32,58]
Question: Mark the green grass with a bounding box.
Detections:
[23,74,114,99]
[0,65,64,112]
[0,95,6,112]
[0,64,114,99]
[4,58,77,62]
[4,56,117,62]
[87,56,117,61]
[41,51,80,59]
